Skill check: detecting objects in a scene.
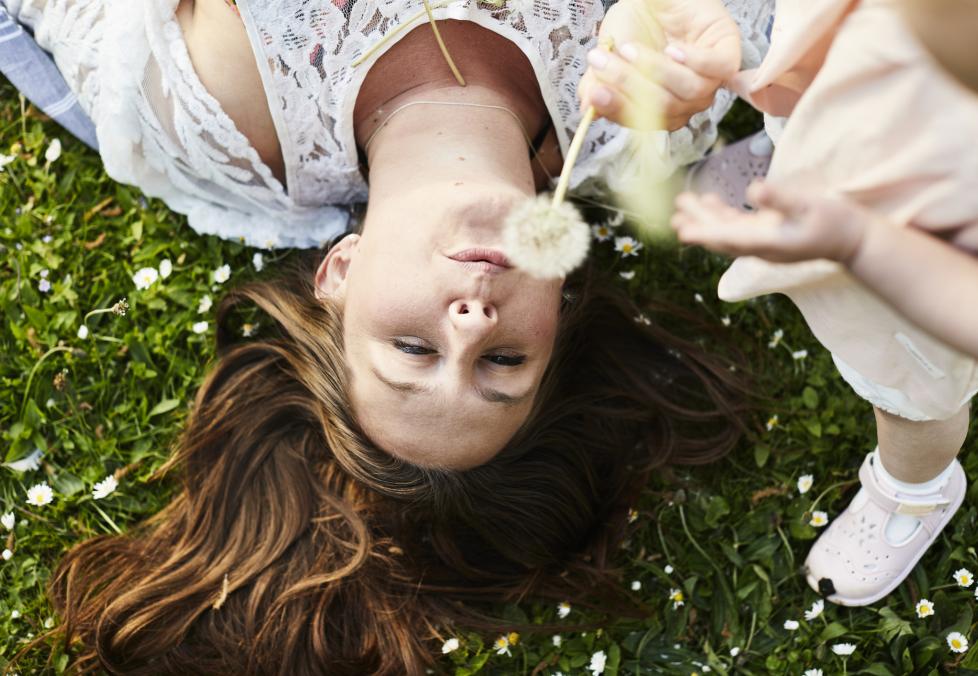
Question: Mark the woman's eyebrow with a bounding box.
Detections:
[370,368,531,406]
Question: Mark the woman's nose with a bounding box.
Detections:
[449,299,497,335]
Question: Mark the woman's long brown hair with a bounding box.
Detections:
[45,253,747,675]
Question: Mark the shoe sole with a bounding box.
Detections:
[804,476,967,607]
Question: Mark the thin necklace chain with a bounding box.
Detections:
[362,99,554,180]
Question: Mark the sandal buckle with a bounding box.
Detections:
[895,502,942,516]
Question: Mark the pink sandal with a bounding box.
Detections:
[804,452,966,606]
[684,131,773,209]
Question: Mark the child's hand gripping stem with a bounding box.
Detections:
[578,0,742,130]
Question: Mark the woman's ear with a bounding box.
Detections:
[314,234,361,300]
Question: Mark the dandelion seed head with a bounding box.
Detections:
[112,298,129,316]
[502,195,590,279]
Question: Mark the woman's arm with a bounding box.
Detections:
[672,182,978,358]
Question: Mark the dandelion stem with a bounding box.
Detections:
[82,307,115,323]
[551,105,595,208]
[351,0,454,68]
[422,0,466,86]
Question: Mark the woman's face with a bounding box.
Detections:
[316,182,563,470]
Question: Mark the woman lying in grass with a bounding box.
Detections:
[6,0,772,671]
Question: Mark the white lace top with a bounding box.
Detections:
[10,0,773,249]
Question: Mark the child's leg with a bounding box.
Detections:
[805,403,970,606]
[875,404,969,482]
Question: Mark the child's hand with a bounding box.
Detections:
[579,0,742,131]
[671,182,872,264]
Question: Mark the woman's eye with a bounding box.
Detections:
[483,354,525,367]
[392,339,436,356]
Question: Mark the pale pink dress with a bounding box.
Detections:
[721,0,978,421]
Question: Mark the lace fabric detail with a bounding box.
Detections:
[12,0,772,249]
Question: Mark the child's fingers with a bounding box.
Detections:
[587,50,666,114]
[665,40,741,81]
[747,180,810,217]
[617,43,719,104]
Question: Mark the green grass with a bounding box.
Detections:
[2,80,978,675]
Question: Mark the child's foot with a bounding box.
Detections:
[804,451,966,606]
[684,131,773,209]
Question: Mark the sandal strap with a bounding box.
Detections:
[857,454,952,516]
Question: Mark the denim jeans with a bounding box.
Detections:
[0,2,98,149]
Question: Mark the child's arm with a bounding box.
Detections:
[578,0,742,131]
[672,182,978,358]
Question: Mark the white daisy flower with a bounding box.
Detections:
[797,474,814,494]
[242,322,259,338]
[947,631,969,653]
[634,313,651,326]
[668,588,684,609]
[441,638,459,654]
[587,650,607,675]
[253,252,264,272]
[792,350,808,361]
[809,511,829,528]
[804,670,823,676]
[1,513,14,531]
[1,549,11,561]
[619,270,636,280]
[631,580,642,591]
[213,264,232,284]
[614,236,643,258]
[831,643,856,656]
[197,295,213,314]
[804,599,825,621]
[627,508,639,523]
[158,259,173,279]
[915,599,935,618]
[694,293,704,303]
[503,195,590,279]
[493,634,511,656]
[552,635,562,647]
[664,565,674,574]
[953,568,974,587]
[25,482,54,507]
[10,610,20,619]
[44,138,62,164]
[0,154,15,172]
[132,267,159,290]
[557,601,571,619]
[92,475,118,500]
[77,324,89,340]
[38,279,51,293]
[721,316,731,327]
[766,415,779,431]
[768,329,784,349]
[5,448,43,473]
[783,619,800,631]
[192,321,209,335]
[729,647,741,657]
[591,224,613,242]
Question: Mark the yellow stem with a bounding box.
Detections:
[351,0,454,68]
[422,0,466,86]
[551,105,595,208]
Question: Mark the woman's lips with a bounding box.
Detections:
[447,249,512,273]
